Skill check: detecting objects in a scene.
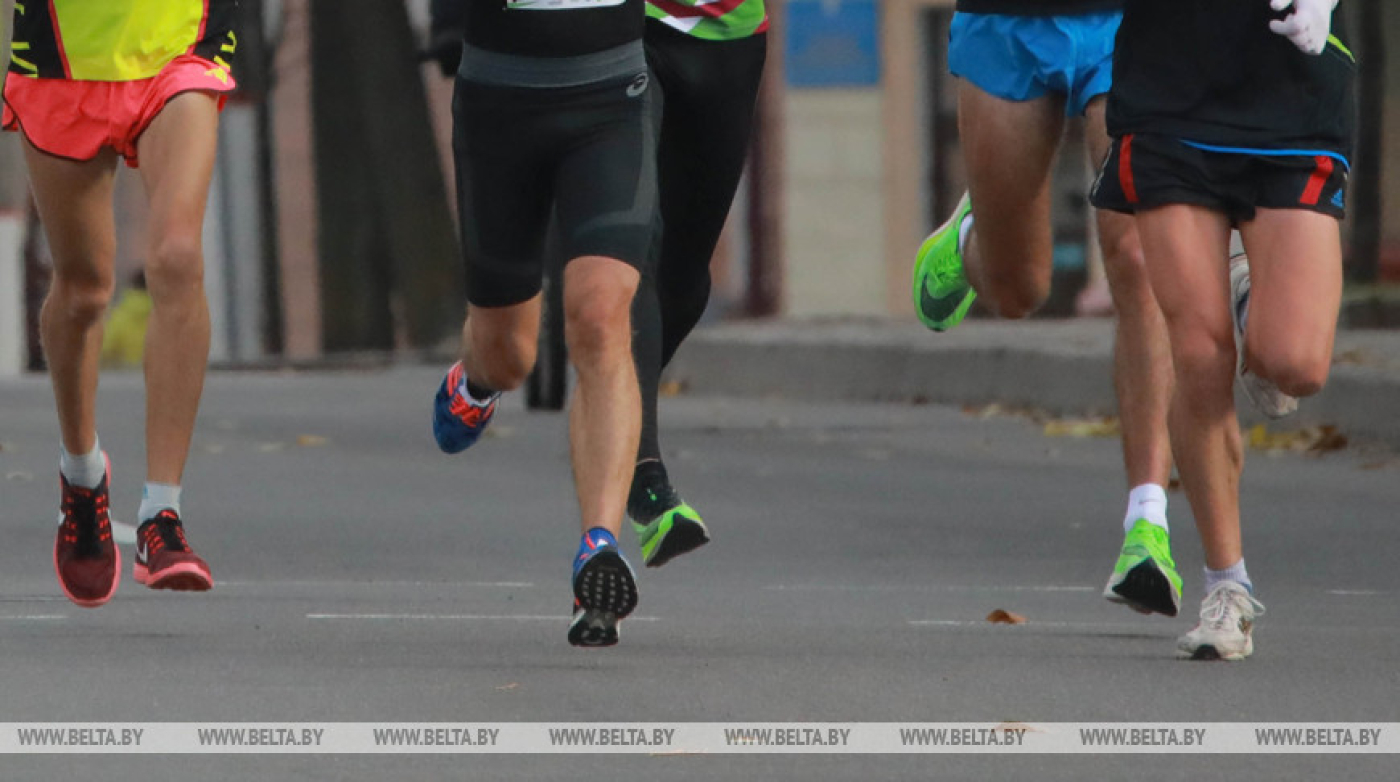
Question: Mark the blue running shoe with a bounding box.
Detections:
[568,528,638,648]
[433,362,499,454]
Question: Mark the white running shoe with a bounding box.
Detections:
[1177,581,1266,661]
[1230,253,1298,419]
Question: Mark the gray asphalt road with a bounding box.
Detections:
[1,368,1397,780]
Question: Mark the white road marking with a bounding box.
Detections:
[220,581,535,589]
[0,615,67,621]
[908,620,1153,630]
[1327,589,1384,596]
[307,613,659,622]
[767,584,1095,593]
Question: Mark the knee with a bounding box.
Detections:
[1249,345,1329,398]
[144,234,204,298]
[1170,328,1236,399]
[472,329,536,392]
[49,269,114,325]
[1103,234,1153,299]
[982,277,1046,320]
[976,255,1048,320]
[565,288,634,365]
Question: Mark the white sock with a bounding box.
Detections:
[138,482,182,522]
[59,439,105,489]
[1204,559,1252,595]
[957,213,974,254]
[1123,483,1168,533]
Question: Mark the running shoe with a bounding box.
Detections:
[1177,581,1265,661]
[1103,520,1182,617]
[433,361,500,454]
[628,465,709,568]
[134,510,213,591]
[54,456,121,608]
[568,528,638,647]
[912,192,977,332]
[1230,253,1298,418]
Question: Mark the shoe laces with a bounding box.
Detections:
[142,511,190,554]
[60,482,111,555]
[1199,583,1265,632]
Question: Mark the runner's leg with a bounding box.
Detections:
[134,92,220,487]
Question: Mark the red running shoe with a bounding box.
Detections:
[54,457,121,608]
[134,510,213,591]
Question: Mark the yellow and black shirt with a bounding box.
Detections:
[8,0,237,82]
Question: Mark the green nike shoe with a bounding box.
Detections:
[912,192,976,332]
[630,498,709,569]
[1103,519,1183,617]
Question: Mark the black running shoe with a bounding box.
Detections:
[568,529,638,647]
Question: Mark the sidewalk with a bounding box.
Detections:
[665,318,1400,448]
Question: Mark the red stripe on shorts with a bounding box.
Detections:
[1299,155,1334,206]
[47,0,73,79]
[1118,134,1139,204]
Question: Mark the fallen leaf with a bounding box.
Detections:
[495,682,519,691]
[986,609,1026,625]
[1043,417,1121,438]
[296,434,328,448]
[658,380,685,398]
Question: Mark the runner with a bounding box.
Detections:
[910,0,1184,617]
[4,0,237,605]
[627,0,768,567]
[1091,0,1353,659]
[430,0,655,647]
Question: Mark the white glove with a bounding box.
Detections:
[1268,0,1340,55]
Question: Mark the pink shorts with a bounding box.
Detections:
[2,54,235,168]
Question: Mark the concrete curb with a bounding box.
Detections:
[665,319,1400,449]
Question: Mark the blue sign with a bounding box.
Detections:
[785,0,881,88]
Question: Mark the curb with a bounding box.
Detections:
[665,319,1400,450]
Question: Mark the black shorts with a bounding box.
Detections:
[452,70,657,308]
[1091,133,1349,223]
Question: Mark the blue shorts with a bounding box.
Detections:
[948,11,1121,118]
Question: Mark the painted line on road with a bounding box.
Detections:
[1327,589,1384,596]
[306,613,660,622]
[222,581,535,589]
[0,615,67,621]
[768,584,1095,593]
[908,619,1147,630]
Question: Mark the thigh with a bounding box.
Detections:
[1237,209,1342,359]
[553,81,656,273]
[135,91,221,241]
[957,80,1064,273]
[1134,204,1233,343]
[646,25,765,277]
[21,137,120,281]
[453,79,556,307]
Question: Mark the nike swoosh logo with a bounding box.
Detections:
[137,542,148,562]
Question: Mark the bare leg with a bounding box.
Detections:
[134,93,221,486]
[1083,99,1174,491]
[23,140,119,456]
[458,298,542,393]
[563,256,641,536]
[1134,206,1239,569]
[1237,210,1342,398]
[956,81,1064,318]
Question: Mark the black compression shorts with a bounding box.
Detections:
[1091,133,1349,223]
[452,48,657,308]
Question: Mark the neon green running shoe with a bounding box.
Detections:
[912,192,976,332]
[1103,520,1183,617]
[631,499,709,569]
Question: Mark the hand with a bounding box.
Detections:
[1268,0,1340,56]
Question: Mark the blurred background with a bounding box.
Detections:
[1,0,1396,375]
